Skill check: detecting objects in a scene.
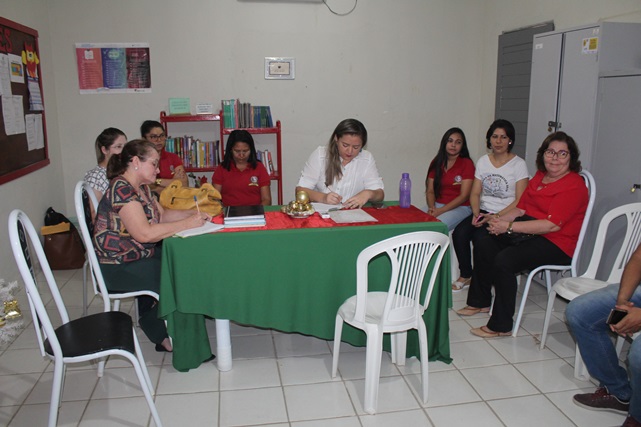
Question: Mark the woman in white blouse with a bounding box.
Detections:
[296,118,384,209]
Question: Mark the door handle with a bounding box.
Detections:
[631,184,641,193]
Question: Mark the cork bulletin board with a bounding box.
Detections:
[0,16,49,185]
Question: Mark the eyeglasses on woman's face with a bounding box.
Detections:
[147,133,166,141]
[544,149,569,159]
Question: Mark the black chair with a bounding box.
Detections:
[8,209,163,427]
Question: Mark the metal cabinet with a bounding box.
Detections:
[524,22,641,173]
[582,71,641,276]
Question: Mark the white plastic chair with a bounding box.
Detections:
[536,203,641,380]
[79,182,99,317]
[8,209,163,427]
[331,231,450,414]
[75,181,157,322]
[511,170,596,337]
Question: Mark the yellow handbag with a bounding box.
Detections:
[159,180,223,216]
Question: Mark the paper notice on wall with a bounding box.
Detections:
[0,54,12,96]
[2,95,26,135]
[8,54,24,83]
[582,37,598,54]
[75,43,151,93]
[26,114,44,150]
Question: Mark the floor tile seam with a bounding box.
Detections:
[13,366,50,424]
[541,389,582,427]
[510,355,580,396]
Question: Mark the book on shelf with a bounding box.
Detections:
[165,136,220,169]
[220,99,273,129]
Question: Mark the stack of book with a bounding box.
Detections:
[255,149,275,175]
[223,205,266,228]
[221,99,273,129]
[165,136,220,169]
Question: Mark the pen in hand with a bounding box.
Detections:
[194,196,201,215]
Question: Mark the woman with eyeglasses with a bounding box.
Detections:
[450,120,529,292]
[213,130,271,206]
[93,140,210,352]
[140,120,188,190]
[458,132,588,338]
[425,127,475,230]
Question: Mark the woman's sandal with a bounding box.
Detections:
[470,326,512,338]
[452,277,471,293]
[456,306,490,316]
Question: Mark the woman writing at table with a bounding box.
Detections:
[93,139,210,352]
[296,118,384,209]
[459,132,588,338]
[213,130,271,206]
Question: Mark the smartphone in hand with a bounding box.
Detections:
[606,308,628,325]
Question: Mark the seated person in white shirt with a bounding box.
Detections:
[296,118,384,209]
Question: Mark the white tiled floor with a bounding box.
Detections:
[0,268,630,426]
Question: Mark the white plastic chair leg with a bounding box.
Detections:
[391,331,407,366]
[615,335,626,355]
[417,321,429,403]
[363,329,384,414]
[513,274,535,337]
[540,288,558,350]
[574,345,590,380]
[331,315,344,378]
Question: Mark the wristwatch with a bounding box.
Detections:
[155,178,162,186]
[507,221,514,235]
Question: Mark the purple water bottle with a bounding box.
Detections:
[399,173,411,208]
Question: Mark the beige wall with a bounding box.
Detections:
[1,0,640,282]
[0,0,63,282]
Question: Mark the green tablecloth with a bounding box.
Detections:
[159,209,452,371]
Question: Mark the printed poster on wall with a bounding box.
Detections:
[75,43,151,94]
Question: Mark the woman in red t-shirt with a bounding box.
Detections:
[425,127,475,231]
[213,130,271,206]
[458,132,588,338]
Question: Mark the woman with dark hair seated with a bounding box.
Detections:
[451,119,529,292]
[457,132,588,338]
[140,120,188,190]
[425,127,475,231]
[213,129,271,206]
[93,139,210,352]
[296,118,384,209]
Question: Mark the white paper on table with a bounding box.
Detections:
[174,222,224,238]
[311,202,344,214]
[328,209,378,223]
